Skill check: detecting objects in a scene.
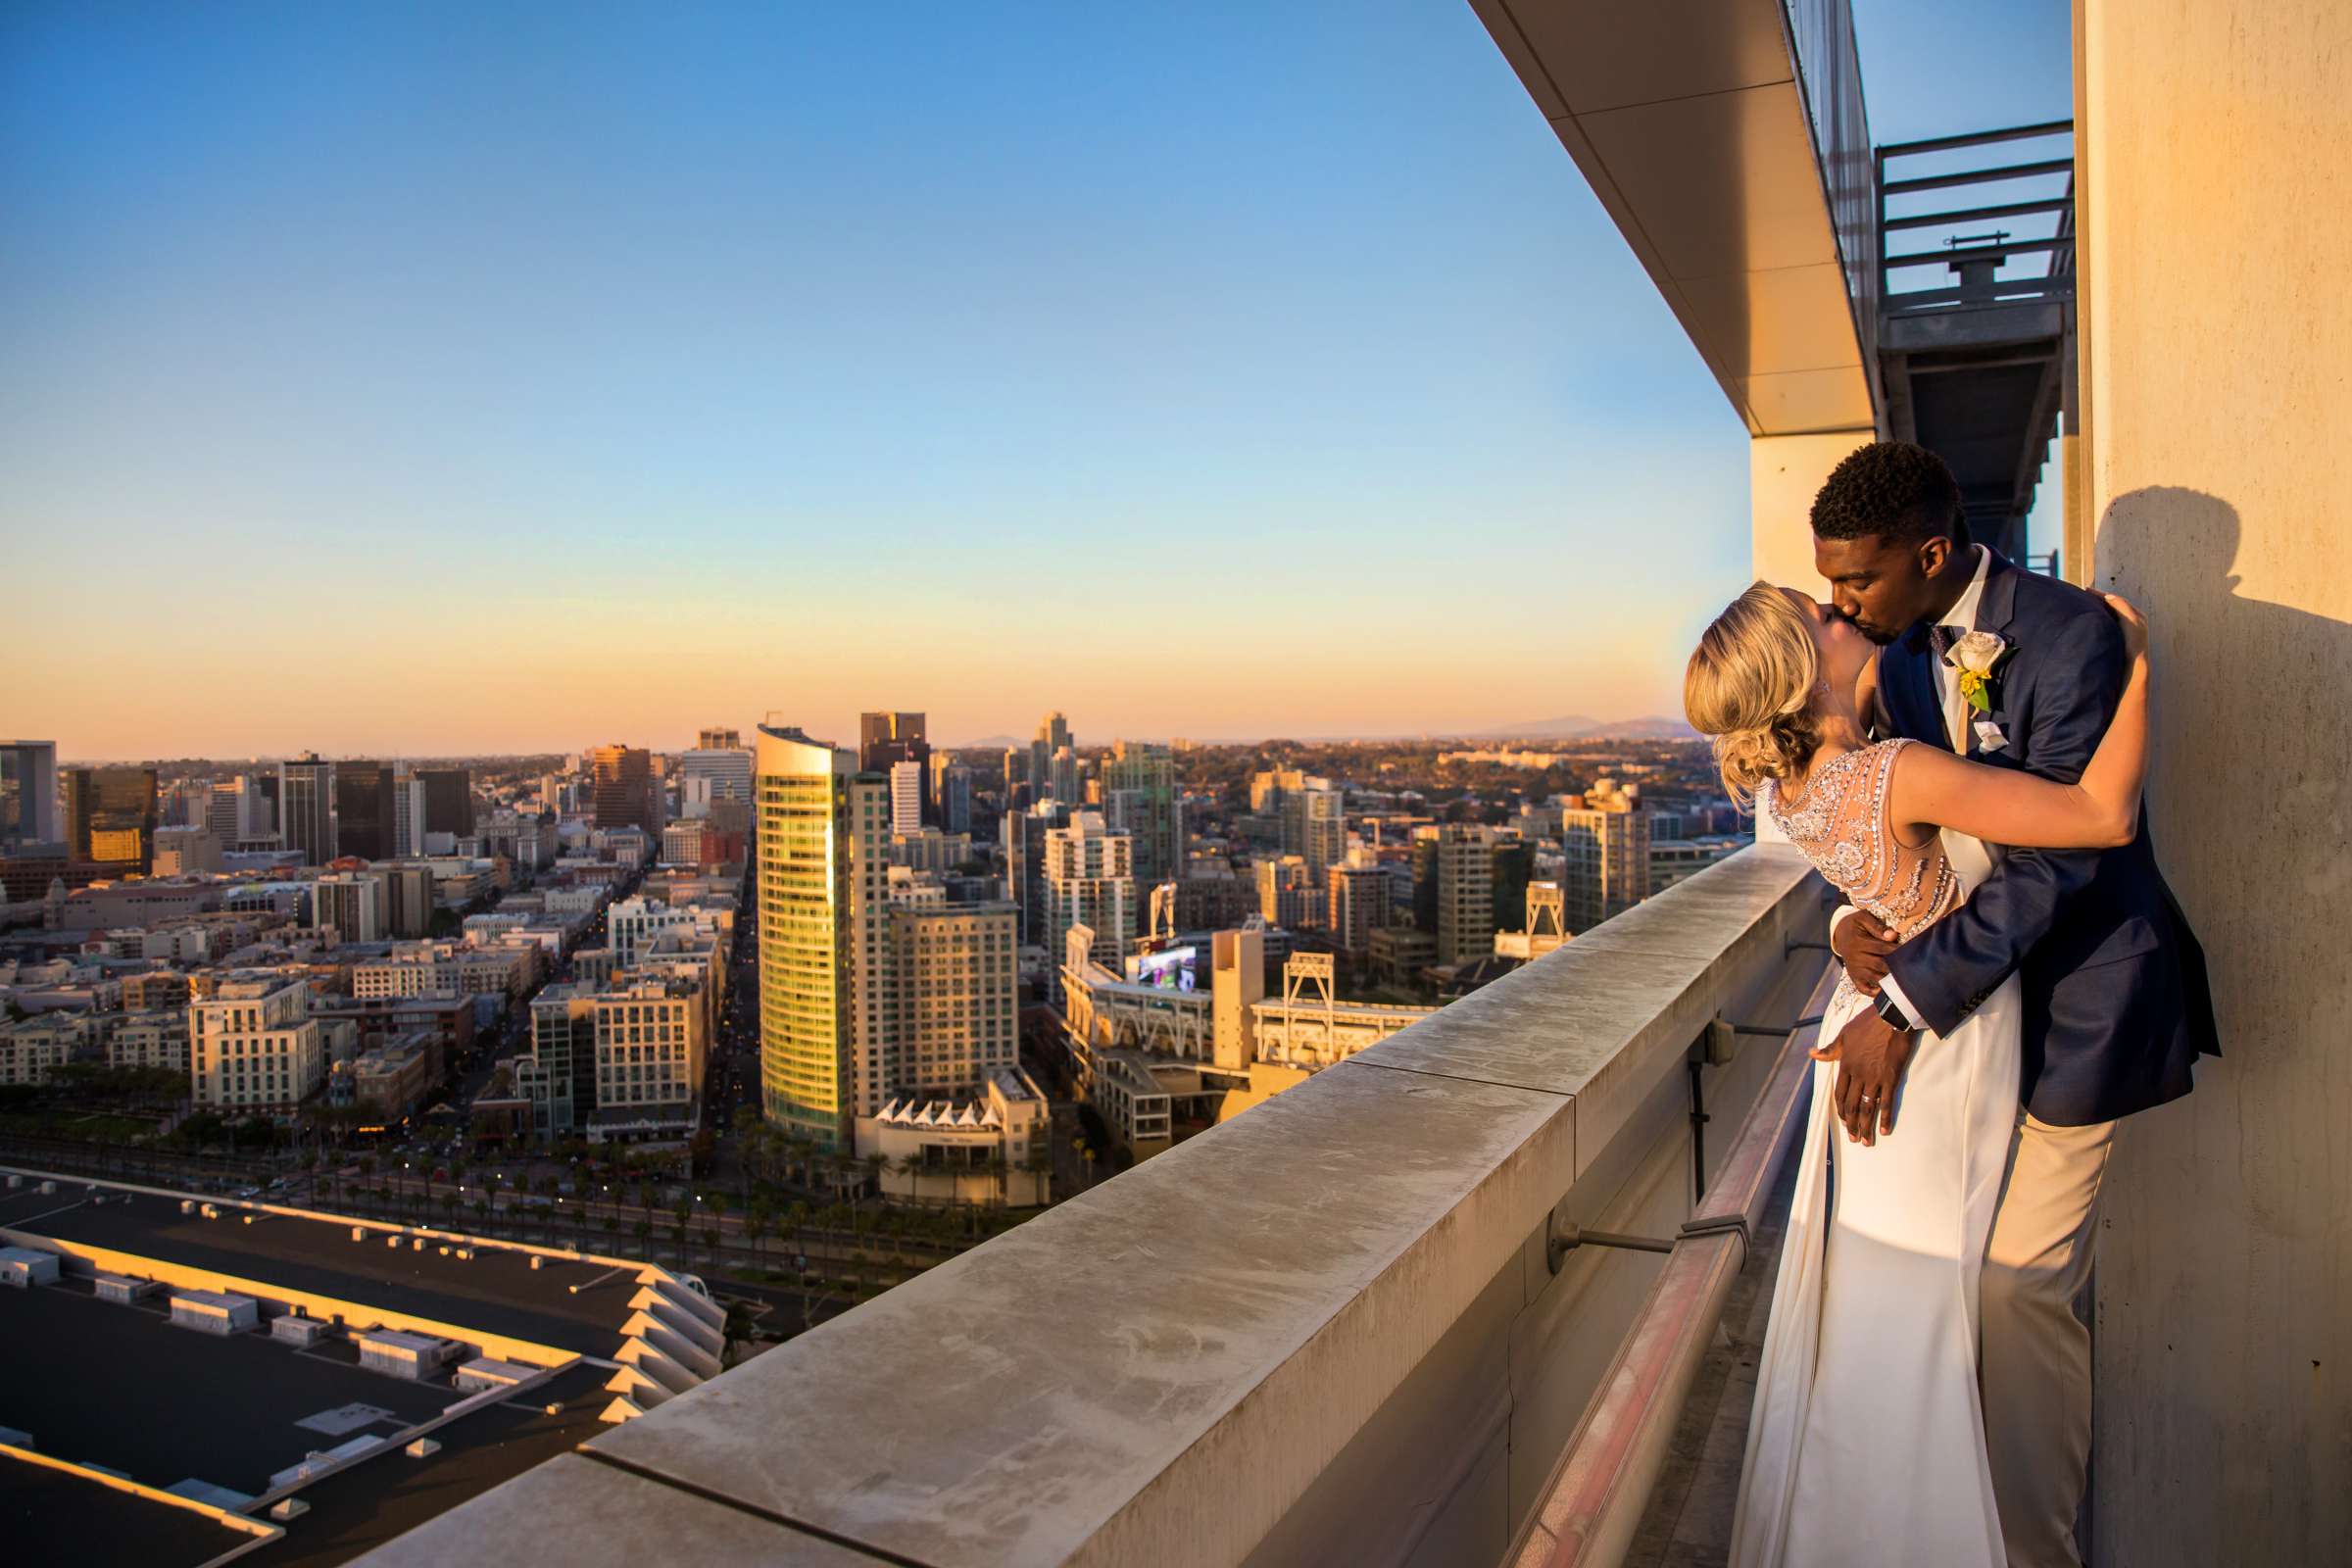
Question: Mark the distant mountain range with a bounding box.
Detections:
[1470,715,1699,741]
[936,718,1699,749]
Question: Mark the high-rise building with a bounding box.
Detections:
[420,768,474,837]
[312,872,388,943]
[278,754,335,864]
[936,762,973,835]
[1255,855,1319,929]
[1050,745,1080,808]
[64,764,159,873]
[1560,777,1652,931]
[333,760,395,861]
[888,902,1016,1092]
[1102,741,1183,894]
[1297,785,1345,883]
[888,760,924,835]
[1423,824,1497,965]
[381,862,436,938]
[390,771,429,857]
[590,744,662,839]
[677,731,755,819]
[859,712,931,824]
[1493,839,1534,941]
[1044,811,1134,996]
[1255,769,1343,881]
[1003,802,1072,947]
[1328,856,1389,954]
[755,724,892,1151]
[1031,711,1072,804]
[205,775,244,843]
[0,742,60,845]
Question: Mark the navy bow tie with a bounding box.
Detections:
[1927,623,1958,662]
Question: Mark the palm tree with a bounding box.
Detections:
[982,1153,1009,1209]
[707,1192,730,1264]
[744,1202,770,1270]
[1021,1148,1054,1206]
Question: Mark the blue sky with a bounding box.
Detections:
[0,1,2072,758]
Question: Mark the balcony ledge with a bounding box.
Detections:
[358,844,1825,1568]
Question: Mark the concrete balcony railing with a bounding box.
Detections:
[360,845,1833,1568]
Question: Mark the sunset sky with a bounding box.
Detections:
[2,1,2068,760]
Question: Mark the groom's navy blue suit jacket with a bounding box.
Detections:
[1878,550,2219,1126]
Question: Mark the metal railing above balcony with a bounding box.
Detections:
[1880,121,2076,317]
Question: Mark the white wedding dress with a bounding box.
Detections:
[1730,739,2019,1568]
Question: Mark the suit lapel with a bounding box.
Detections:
[1882,637,1953,753]
[1964,550,2022,759]
[1976,549,2021,636]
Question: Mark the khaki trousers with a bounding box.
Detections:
[1982,1113,2118,1568]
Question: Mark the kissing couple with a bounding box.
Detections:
[1683,441,2220,1568]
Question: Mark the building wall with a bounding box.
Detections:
[2075,4,2352,1561]
[891,903,1016,1091]
[189,980,323,1111]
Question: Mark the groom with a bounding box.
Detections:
[1804,441,2218,1568]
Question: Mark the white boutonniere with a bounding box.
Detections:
[1944,629,2014,715]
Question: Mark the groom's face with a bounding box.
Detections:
[1813,531,1945,645]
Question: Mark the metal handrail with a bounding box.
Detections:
[1507,961,1840,1568]
[1878,122,2075,313]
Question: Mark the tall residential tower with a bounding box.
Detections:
[755,724,892,1151]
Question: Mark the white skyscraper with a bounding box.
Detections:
[391,771,429,858]
[889,760,924,836]
[676,735,755,819]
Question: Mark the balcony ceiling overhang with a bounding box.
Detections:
[1472,0,1874,436]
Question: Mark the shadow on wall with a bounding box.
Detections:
[2092,485,2352,1052]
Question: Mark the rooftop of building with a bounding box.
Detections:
[0,1448,270,1568]
[0,1177,651,1360]
[0,1274,457,1497]
[0,1273,615,1568]
[205,973,308,1001]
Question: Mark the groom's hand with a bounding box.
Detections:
[1809,1011,1918,1145]
[1831,909,1897,996]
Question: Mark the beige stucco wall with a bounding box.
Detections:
[1746,428,1870,849]
[1749,429,1871,592]
[2076,2,2352,1561]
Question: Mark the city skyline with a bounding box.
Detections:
[1,1,2067,760]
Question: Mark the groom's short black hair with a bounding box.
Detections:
[1811,440,1969,548]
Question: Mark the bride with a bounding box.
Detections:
[1683,581,2150,1568]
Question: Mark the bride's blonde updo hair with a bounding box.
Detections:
[1684,581,1825,808]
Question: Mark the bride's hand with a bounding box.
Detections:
[2100,591,2147,663]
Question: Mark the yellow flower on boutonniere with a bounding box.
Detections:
[1946,629,2012,714]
